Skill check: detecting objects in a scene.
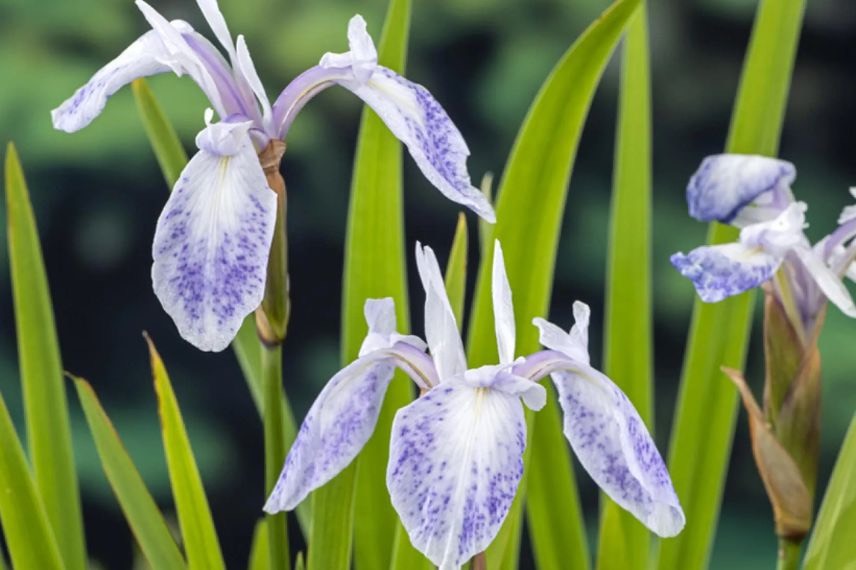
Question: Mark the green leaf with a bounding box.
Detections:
[0,392,65,570]
[804,414,856,570]
[656,1,806,569]
[147,335,226,570]
[248,519,270,570]
[74,377,186,570]
[311,1,413,569]
[132,78,188,187]
[445,213,469,327]
[596,5,653,569]
[5,142,87,570]
[462,0,640,566]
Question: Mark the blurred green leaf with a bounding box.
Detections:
[0,392,65,570]
[463,0,640,566]
[147,335,225,570]
[657,0,807,568]
[804,414,856,570]
[248,519,270,570]
[312,0,413,569]
[597,5,653,569]
[133,79,188,188]
[445,213,469,327]
[74,377,186,570]
[5,142,87,570]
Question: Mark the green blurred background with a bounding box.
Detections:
[0,0,854,567]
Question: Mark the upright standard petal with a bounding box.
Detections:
[793,246,856,318]
[491,241,516,365]
[52,26,180,132]
[388,380,527,569]
[532,301,590,365]
[687,154,795,225]
[549,363,685,537]
[322,16,494,222]
[265,351,398,512]
[151,119,276,351]
[415,243,467,382]
[670,243,782,303]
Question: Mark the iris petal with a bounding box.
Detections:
[151,120,276,351]
[671,243,782,303]
[491,241,515,365]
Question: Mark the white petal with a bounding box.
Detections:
[491,241,515,365]
[671,242,783,303]
[415,243,466,382]
[194,0,237,60]
[793,246,856,318]
[51,27,177,132]
[151,121,276,351]
[235,35,272,125]
[265,352,397,512]
[838,188,856,224]
[739,201,807,255]
[531,302,589,365]
[319,14,377,83]
[338,68,495,222]
[388,381,526,569]
[550,364,685,537]
[687,154,795,225]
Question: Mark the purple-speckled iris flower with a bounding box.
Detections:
[51,0,493,352]
[671,154,856,337]
[264,241,685,569]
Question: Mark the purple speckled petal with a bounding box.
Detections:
[264,352,398,512]
[151,119,276,352]
[671,243,782,303]
[550,363,685,537]
[687,154,795,226]
[338,68,494,222]
[387,380,526,569]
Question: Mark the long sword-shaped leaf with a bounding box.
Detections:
[132,79,188,187]
[0,392,65,570]
[147,335,225,570]
[804,414,856,570]
[74,377,186,570]
[462,1,640,566]
[657,0,807,568]
[596,5,653,569]
[5,143,87,570]
[309,1,412,569]
[445,213,469,327]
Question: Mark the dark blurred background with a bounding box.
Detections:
[1,0,854,567]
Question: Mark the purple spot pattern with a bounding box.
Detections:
[670,245,778,303]
[151,143,276,351]
[551,368,683,532]
[265,356,396,511]
[387,381,526,568]
[687,155,796,223]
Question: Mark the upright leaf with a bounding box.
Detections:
[597,5,653,569]
[74,377,186,570]
[0,392,65,570]
[445,213,469,326]
[463,0,641,566]
[132,79,188,187]
[147,336,225,570]
[5,143,87,570]
[310,1,413,569]
[248,519,271,570]
[657,0,807,568]
[804,414,856,570]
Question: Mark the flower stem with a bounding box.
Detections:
[776,538,801,570]
[263,344,290,570]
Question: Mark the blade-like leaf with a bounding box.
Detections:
[804,414,856,570]
[445,213,469,327]
[248,519,270,570]
[132,79,188,187]
[657,0,807,568]
[463,0,640,566]
[147,335,225,570]
[0,392,65,570]
[597,5,653,569]
[5,143,87,570]
[312,1,413,569]
[74,377,186,570]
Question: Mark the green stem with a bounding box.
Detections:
[263,345,290,570]
[777,538,801,570]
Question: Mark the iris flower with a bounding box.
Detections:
[52,0,493,351]
[264,241,685,569]
[671,154,856,337]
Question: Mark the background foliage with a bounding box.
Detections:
[0,0,854,567]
